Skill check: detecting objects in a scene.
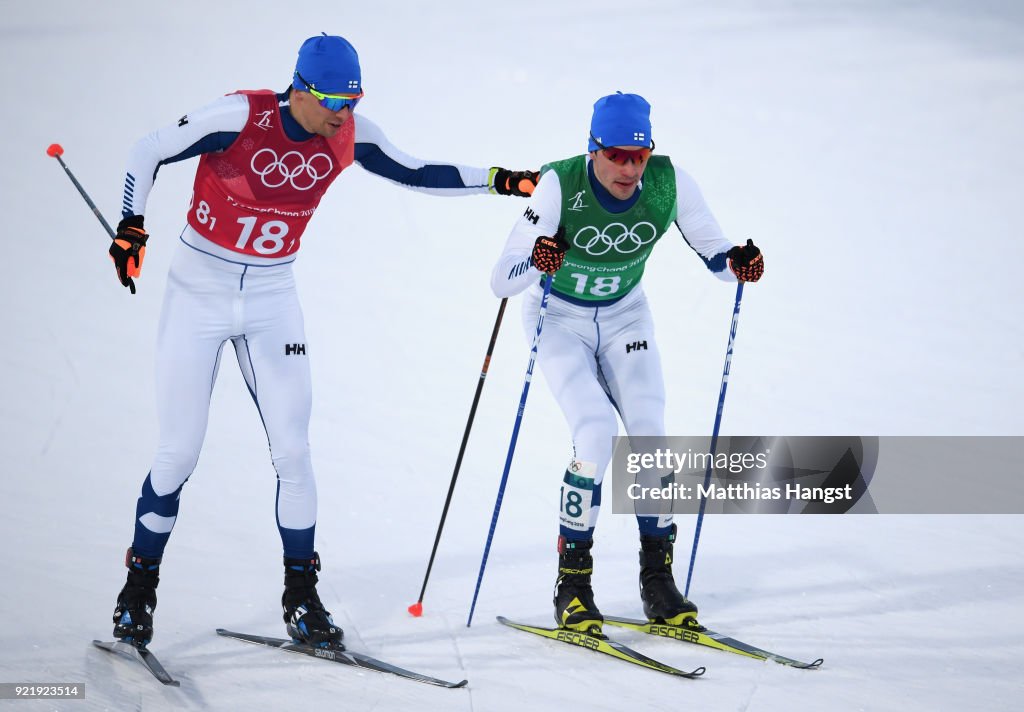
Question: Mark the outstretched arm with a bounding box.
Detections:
[353,115,536,197]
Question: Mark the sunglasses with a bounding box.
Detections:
[590,134,654,165]
[295,72,363,112]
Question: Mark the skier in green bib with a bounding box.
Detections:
[491,92,764,636]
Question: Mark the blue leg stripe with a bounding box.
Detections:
[132,472,184,558]
[280,525,316,560]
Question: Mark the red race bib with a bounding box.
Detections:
[187,90,354,257]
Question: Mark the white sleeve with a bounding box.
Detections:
[352,115,492,195]
[672,165,737,282]
[122,93,251,218]
[490,170,563,297]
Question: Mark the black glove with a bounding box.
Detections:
[727,238,764,282]
[532,227,569,274]
[109,215,149,294]
[490,167,539,197]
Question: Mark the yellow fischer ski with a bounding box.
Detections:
[603,616,823,669]
[497,617,706,679]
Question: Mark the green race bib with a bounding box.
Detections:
[545,155,677,301]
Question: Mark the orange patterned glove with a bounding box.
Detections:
[532,228,569,274]
[727,239,764,282]
[109,215,149,294]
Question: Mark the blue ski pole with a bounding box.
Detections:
[684,281,744,597]
[467,275,554,627]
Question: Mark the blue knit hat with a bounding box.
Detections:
[588,92,652,151]
[292,34,362,94]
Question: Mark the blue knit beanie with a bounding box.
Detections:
[292,34,362,94]
[588,92,652,151]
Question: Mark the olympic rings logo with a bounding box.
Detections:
[572,222,658,256]
[250,148,334,191]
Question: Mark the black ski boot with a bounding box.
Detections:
[639,525,702,629]
[112,548,161,648]
[553,537,603,636]
[282,553,344,649]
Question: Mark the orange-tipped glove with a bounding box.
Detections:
[109,215,149,294]
[727,239,764,282]
[532,227,569,274]
[489,167,539,197]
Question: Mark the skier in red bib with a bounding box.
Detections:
[109,34,537,650]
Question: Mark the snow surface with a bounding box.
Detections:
[2,1,1023,710]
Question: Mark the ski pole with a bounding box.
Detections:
[408,298,508,618]
[46,143,116,238]
[684,281,744,597]
[466,275,553,627]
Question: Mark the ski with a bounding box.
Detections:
[603,615,823,669]
[215,629,468,688]
[496,616,706,679]
[92,640,181,686]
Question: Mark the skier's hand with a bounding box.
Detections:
[489,167,539,197]
[532,227,569,274]
[109,215,149,295]
[727,239,763,282]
